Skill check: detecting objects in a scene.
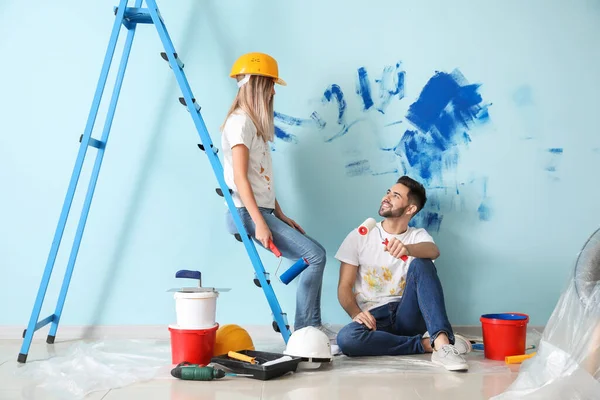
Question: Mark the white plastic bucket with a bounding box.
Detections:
[174,291,219,329]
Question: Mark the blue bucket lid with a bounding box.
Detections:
[481,313,528,320]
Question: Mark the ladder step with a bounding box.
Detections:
[160,52,184,69]
[121,7,154,28]
[79,135,105,149]
[179,97,200,112]
[253,272,271,287]
[215,188,233,197]
[197,143,218,154]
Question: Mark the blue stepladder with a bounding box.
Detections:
[17,0,291,363]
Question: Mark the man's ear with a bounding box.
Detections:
[406,204,418,216]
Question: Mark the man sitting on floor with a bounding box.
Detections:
[335,176,472,371]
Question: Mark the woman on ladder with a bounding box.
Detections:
[221,52,334,338]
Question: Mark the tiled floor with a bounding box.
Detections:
[0,335,523,400]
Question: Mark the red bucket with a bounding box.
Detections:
[480,313,529,360]
[169,323,218,365]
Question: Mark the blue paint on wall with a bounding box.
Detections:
[400,69,489,185]
[385,121,403,127]
[323,84,347,125]
[406,70,488,141]
[545,147,564,174]
[345,160,371,177]
[274,126,298,143]
[356,67,374,111]
[410,211,443,232]
[272,63,491,232]
[478,200,492,221]
[376,63,405,113]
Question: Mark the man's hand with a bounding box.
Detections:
[385,237,409,260]
[352,310,377,330]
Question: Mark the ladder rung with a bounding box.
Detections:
[179,97,200,112]
[197,143,218,154]
[216,188,233,197]
[160,52,184,69]
[122,7,154,27]
[79,135,105,149]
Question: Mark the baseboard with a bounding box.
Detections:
[0,324,545,341]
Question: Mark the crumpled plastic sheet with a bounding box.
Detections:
[492,228,600,400]
[15,339,172,400]
[324,354,510,375]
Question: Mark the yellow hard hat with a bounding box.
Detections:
[213,324,255,356]
[229,52,286,86]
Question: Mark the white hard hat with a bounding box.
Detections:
[283,327,332,368]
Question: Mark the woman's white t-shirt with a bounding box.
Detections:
[221,110,276,209]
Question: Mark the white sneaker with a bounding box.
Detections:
[315,324,339,341]
[453,334,473,355]
[432,345,469,372]
[422,332,472,354]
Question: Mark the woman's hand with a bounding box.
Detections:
[255,221,273,249]
[279,214,305,234]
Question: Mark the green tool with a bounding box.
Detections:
[171,363,252,381]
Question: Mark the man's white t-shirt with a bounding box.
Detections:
[335,221,435,312]
[221,110,276,209]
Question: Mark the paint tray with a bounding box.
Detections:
[210,350,302,380]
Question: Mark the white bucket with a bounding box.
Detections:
[174,291,219,329]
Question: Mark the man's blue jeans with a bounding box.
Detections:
[337,258,455,356]
[226,207,327,330]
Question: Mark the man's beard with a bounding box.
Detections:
[379,204,407,218]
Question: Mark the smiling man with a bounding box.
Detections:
[334,176,472,371]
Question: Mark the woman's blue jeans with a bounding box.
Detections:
[226,207,327,330]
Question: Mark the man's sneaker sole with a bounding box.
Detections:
[433,359,469,372]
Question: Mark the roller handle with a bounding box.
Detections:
[382,239,408,262]
[228,351,257,364]
[268,240,282,257]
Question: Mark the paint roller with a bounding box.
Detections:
[357,218,408,261]
[267,239,310,285]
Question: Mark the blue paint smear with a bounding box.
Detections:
[311,112,326,129]
[407,70,486,138]
[410,211,443,232]
[478,200,492,221]
[371,168,399,176]
[322,84,347,125]
[376,63,405,113]
[545,148,563,174]
[400,69,488,184]
[385,121,403,127]
[345,160,371,177]
[356,67,374,111]
[274,112,311,126]
[325,119,363,143]
[274,126,297,143]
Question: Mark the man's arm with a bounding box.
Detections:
[406,242,440,260]
[338,262,376,330]
[386,239,440,260]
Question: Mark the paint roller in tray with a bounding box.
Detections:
[358,218,408,261]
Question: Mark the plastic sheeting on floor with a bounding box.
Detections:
[15,340,172,399]
[492,228,600,400]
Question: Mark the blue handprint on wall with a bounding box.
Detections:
[273,61,492,232]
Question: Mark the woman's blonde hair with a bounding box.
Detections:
[221,75,275,142]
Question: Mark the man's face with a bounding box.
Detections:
[379,183,410,218]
